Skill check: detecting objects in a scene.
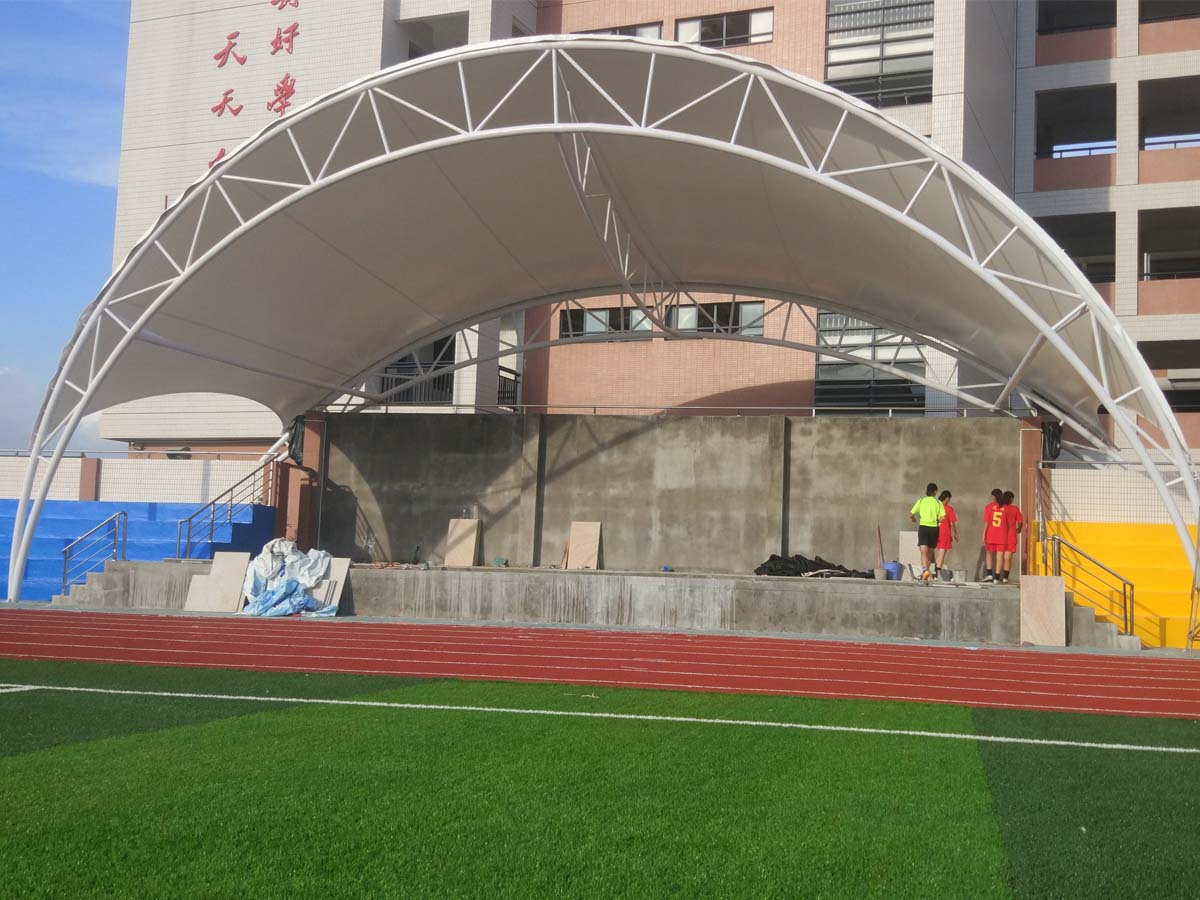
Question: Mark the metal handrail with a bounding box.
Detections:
[1049,534,1135,636]
[61,511,127,594]
[1035,144,1117,159]
[1188,535,1200,651]
[175,458,279,559]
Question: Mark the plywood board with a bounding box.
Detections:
[897,532,922,569]
[184,551,251,613]
[1020,575,1067,646]
[445,518,480,567]
[310,557,351,613]
[566,521,601,570]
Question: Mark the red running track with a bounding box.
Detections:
[2,608,1200,718]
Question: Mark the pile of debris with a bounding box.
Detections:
[754,553,874,579]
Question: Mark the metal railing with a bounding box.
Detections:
[380,362,455,405]
[1142,136,1200,151]
[497,366,521,408]
[1141,268,1200,281]
[62,512,127,594]
[1035,143,1117,159]
[1047,534,1135,636]
[1189,553,1200,651]
[175,458,280,559]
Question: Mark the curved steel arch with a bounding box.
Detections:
[9,35,1199,600]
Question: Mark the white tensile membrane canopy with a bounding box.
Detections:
[10,35,1199,600]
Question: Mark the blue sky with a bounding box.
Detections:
[0,0,130,448]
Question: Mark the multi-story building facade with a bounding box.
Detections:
[1016,0,1200,451]
[101,0,1200,454]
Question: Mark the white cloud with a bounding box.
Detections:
[0,368,123,451]
[0,97,124,187]
[0,36,127,93]
[0,11,127,188]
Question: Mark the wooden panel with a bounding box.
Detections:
[445,518,480,567]
[1020,575,1067,646]
[184,551,251,613]
[309,557,351,612]
[566,521,601,570]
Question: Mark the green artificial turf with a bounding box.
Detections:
[0,659,1197,899]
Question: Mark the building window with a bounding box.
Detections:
[380,335,456,405]
[1037,1,1115,35]
[667,300,768,334]
[825,0,933,108]
[814,312,925,411]
[676,9,774,48]
[583,23,663,39]
[558,306,653,337]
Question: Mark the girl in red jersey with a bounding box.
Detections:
[1000,490,1024,585]
[982,488,1005,583]
[934,489,958,573]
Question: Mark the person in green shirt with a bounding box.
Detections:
[909,482,946,580]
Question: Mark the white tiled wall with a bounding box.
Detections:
[96,459,259,503]
[0,458,82,501]
[107,0,514,441]
[1048,466,1197,525]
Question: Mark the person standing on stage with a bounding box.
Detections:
[909,482,946,580]
[982,488,1006,583]
[1000,490,1024,585]
[934,489,958,573]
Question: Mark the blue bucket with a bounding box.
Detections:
[882,561,904,581]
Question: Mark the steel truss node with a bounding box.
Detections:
[10,35,1198,610]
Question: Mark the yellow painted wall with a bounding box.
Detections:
[1032,522,1198,647]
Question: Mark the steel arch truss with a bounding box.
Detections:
[10,35,1199,600]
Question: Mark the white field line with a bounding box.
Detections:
[0,686,39,694]
[0,637,1194,706]
[1,652,1194,717]
[1,682,1197,755]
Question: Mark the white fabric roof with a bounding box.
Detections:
[37,36,1191,464]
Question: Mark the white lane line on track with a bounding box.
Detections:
[0,637,1194,706]
[9,611,1198,671]
[5,621,1197,683]
[3,626,1197,692]
[2,650,1192,717]
[1,681,1196,754]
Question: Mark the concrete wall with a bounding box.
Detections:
[788,417,1024,571]
[344,566,1021,644]
[321,414,536,566]
[320,413,1024,574]
[536,415,783,573]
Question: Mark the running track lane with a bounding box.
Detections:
[2,609,1199,719]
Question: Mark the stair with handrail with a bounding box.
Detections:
[175,459,279,560]
[61,511,128,595]
[1037,533,1143,647]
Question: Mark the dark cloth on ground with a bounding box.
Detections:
[754,553,875,578]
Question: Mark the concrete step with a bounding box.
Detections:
[1068,600,1143,650]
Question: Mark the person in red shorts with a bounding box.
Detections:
[934,489,958,573]
[982,488,1006,583]
[1000,490,1024,585]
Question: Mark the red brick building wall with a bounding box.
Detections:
[524,1,826,415]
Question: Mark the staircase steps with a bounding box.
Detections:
[2,499,274,601]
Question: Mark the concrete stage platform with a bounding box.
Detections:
[46,560,1140,649]
[47,559,1150,650]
